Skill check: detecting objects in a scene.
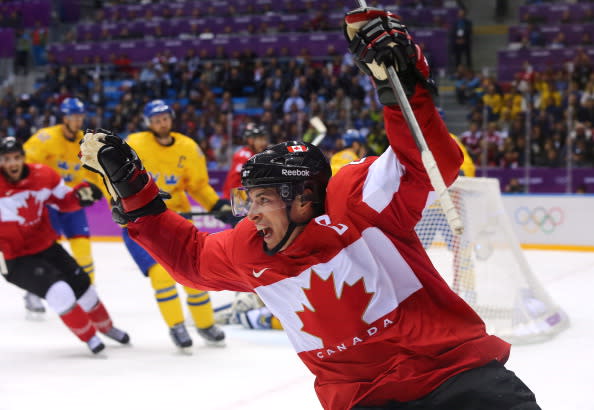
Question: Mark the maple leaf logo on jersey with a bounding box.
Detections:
[297,271,374,347]
[17,194,43,226]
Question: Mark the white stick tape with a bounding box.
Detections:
[0,251,8,276]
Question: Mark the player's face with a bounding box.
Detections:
[0,151,25,182]
[252,136,270,153]
[149,113,173,139]
[246,187,291,248]
[63,114,85,134]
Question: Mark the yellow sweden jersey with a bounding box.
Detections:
[126,132,219,213]
[330,149,360,176]
[24,125,101,188]
[451,133,475,178]
[420,133,475,217]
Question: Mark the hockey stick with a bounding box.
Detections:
[309,116,327,146]
[0,251,7,276]
[355,0,463,235]
[179,211,232,219]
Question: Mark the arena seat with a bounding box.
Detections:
[497,46,594,82]
[519,2,594,24]
[508,23,594,44]
[0,0,51,28]
[77,6,458,43]
[101,0,447,21]
[0,28,15,58]
[50,30,449,70]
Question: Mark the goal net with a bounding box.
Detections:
[415,177,569,344]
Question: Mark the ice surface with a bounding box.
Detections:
[1,243,593,410]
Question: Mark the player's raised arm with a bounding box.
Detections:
[47,174,103,212]
[78,129,236,290]
[345,8,462,187]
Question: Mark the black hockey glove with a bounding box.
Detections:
[211,199,242,227]
[344,7,435,104]
[79,129,166,222]
[73,181,103,207]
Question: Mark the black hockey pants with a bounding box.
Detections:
[352,361,541,410]
[3,243,90,299]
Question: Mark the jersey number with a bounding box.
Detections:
[348,157,367,166]
[314,215,348,235]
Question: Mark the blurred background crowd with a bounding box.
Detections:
[0,0,593,192]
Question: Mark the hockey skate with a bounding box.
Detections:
[169,323,193,349]
[87,335,105,354]
[24,292,46,314]
[103,327,130,345]
[197,324,226,347]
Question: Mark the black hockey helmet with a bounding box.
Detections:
[235,141,331,255]
[243,123,268,140]
[241,141,330,188]
[232,141,331,219]
[0,137,24,156]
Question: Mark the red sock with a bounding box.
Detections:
[87,301,113,333]
[60,304,96,342]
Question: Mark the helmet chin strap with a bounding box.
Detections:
[263,199,308,255]
[263,194,311,256]
[263,221,297,256]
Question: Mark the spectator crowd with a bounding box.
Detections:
[456,53,594,169]
[454,0,594,171]
[0,49,389,169]
[1,0,593,175]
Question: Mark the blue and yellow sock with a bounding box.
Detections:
[149,264,184,328]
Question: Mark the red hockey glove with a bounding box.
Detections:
[79,129,166,221]
[344,7,435,104]
[73,181,103,207]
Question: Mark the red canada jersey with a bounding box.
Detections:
[221,146,254,199]
[129,90,510,409]
[0,164,81,259]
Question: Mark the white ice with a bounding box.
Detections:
[1,243,593,410]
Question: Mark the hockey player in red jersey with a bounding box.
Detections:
[0,137,129,354]
[79,8,540,409]
[221,123,270,199]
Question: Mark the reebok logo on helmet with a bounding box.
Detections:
[282,169,310,177]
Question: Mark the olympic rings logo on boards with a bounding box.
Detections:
[514,207,564,234]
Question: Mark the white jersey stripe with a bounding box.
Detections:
[51,179,72,199]
[362,147,404,213]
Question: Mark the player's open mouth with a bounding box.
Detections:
[258,227,272,239]
[7,167,20,178]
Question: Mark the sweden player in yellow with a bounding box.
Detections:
[330,129,368,176]
[23,98,103,313]
[122,100,229,349]
[453,133,476,178]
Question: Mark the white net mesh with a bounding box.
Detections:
[415,177,569,344]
